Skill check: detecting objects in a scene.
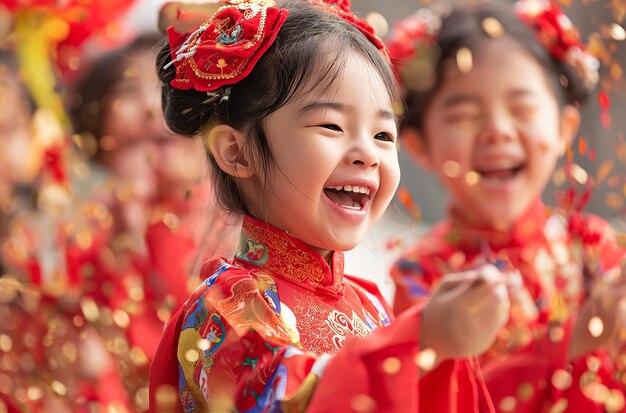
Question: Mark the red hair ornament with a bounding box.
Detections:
[165,1,289,92]
[164,0,387,93]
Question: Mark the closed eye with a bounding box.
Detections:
[374,132,395,142]
[319,124,343,132]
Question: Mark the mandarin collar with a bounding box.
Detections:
[447,198,549,251]
[234,215,345,296]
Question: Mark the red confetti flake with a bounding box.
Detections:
[598,90,612,130]
[578,136,587,155]
[397,186,421,222]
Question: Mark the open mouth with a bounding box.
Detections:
[474,161,526,183]
[323,185,371,211]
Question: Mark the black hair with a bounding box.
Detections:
[71,32,163,159]
[400,0,592,133]
[156,0,400,215]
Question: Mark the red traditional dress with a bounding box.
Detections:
[391,199,626,412]
[149,215,394,412]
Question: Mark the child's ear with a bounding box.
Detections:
[401,126,434,170]
[558,105,581,156]
[206,124,255,178]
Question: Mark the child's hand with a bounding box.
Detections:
[421,264,510,362]
[568,272,626,361]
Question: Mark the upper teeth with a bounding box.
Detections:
[331,185,370,195]
[476,161,522,171]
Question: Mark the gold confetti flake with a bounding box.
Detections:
[588,316,604,337]
[197,339,211,351]
[51,380,67,396]
[582,381,609,404]
[551,369,573,391]
[0,335,12,352]
[135,386,149,411]
[499,396,517,412]
[442,160,462,178]
[549,326,565,342]
[605,389,626,412]
[80,297,100,323]
[157,308,171,323]
[465,171,481,185]
[609,23,626,41]
[414,348,437,371]
[163,212,181,230]
[350,394,377,413]
[456,47,473,73]
[185,349,199,363]
[155,384,178,410]
[382,357,401,375]
[482,17,504,38]
[107,401,127,413]
[552,168,566,186]
[586,356,602,373]
[76,229,93,250]
[610,62,623,80]
[128,285,145,302]
[366,12,389,38]
[61,342,78,363]
[124,65,140,78]
[597,160,614,183]
[26,385,43,401]
[548,398,568,413]
[129,346,148,366]
[112,310,131,329]
[517,382,534,401]
[569,163,588,185]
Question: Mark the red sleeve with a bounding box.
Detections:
[308,304,493,413]
[149,304,188,413]
[149,259,325,413]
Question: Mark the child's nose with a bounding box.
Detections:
[479,111,517,145]
[349,137,380,168]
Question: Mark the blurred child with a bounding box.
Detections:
[149,0,509,412]
[71,32,235,411]
[388,1,626,411]
[0,47,130,413]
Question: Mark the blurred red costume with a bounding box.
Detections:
[392,199,626,412]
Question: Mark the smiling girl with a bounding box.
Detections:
[388,0,626,411]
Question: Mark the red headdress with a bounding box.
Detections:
[386,0,599,92]
[308,0,386,52]
[514,0,599,90]
[165,0,289,92]
[164,0,387,92]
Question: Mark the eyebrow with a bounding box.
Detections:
[299,101,399,122]
[441,94,481,109]
[507,88,535,99]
